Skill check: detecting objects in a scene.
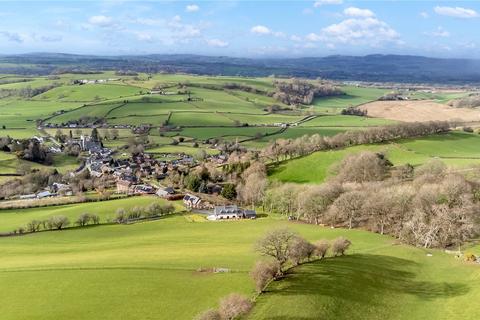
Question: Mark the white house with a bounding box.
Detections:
[207,205,256,221]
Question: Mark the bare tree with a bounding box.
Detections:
[329,190,364,229]
[218,294,252,320]
[336,152,391,183]
[250,260,279,293]
[255,228,297,272]
[314,240,330,259]
[75,213,91,227]
[47,215,70,230]
[288,236,315,265]
[331,237,351,256]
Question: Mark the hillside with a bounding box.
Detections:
[2,54,480,84]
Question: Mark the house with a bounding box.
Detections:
[132,184,155,194]
[183,194,202,209]
[156,187,175,198]
[207,205,256,221]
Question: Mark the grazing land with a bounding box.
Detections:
[0,205,478,320]
[270,132,480,184]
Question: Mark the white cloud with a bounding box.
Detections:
[420,12,429,19]
[290,35,302,42]
[314,0,343,7]
[186,4,200,12]
[425,27,450,38]
[206,38,229,47]
[251,25,271,35]
[434,6,478,18]
[134,31,153,42]
[344,7,375,18]
[88,15,114,27]
[307,17,400,47]
[250,25,284,37]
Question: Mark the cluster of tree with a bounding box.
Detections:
[272,79,343,105]
[64,170,115,195]
[448,93,480,108]
[127,135,148,155]
[262,121,451,164]
[236,161,267,208]
[14,214,77,234]
[222,82,268,96]
[8,139,53,165]
[16,83,61,98]
[114,202,175,223]
[195,293,252,320]
[0,169,61,199]
[183,163,224,193]
[114,70,138,76]
[254,228,351,278]
[265,153,480,248]
[341,106,367,116]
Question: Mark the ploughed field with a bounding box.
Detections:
[0,196,479,320]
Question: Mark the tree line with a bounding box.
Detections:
[261,121,451,164]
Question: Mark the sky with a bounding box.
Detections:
[0,0,479,58]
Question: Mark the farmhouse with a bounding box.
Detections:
[183,194,202,209]
[207,205,256,221]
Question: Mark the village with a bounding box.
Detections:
[8,132,256,221]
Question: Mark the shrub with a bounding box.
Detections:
[250,260,279,293]
[115,208,127,223]
[288,236,315,265]
[47,215,70,230]
[75,213,91,227]
[314,240,330,259]
[90,214,100,224]
[331,237,351,256]
[26,220,42,233]
[218,293,253,320]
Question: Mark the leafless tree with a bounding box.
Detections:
[255,228,297,272]
[218,293,253,320]
[314,240,330,259]
[250,260,279,293]
[331,237,351,256]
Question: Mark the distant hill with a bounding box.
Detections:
[1,53,480,84]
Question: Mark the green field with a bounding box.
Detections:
[0,72,402,151]
[270,132,480,183]
[312,86,389,113]
[0,199,478,320]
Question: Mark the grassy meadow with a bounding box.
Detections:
[270,131,480,183]
[0,200,478,320]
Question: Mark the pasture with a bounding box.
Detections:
[0,201,478,320]
[270,132,480,183]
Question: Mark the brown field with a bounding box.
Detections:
[361,100,480,122]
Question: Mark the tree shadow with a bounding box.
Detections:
[258,254,469,319]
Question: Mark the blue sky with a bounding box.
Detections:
[0,0,479,58]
